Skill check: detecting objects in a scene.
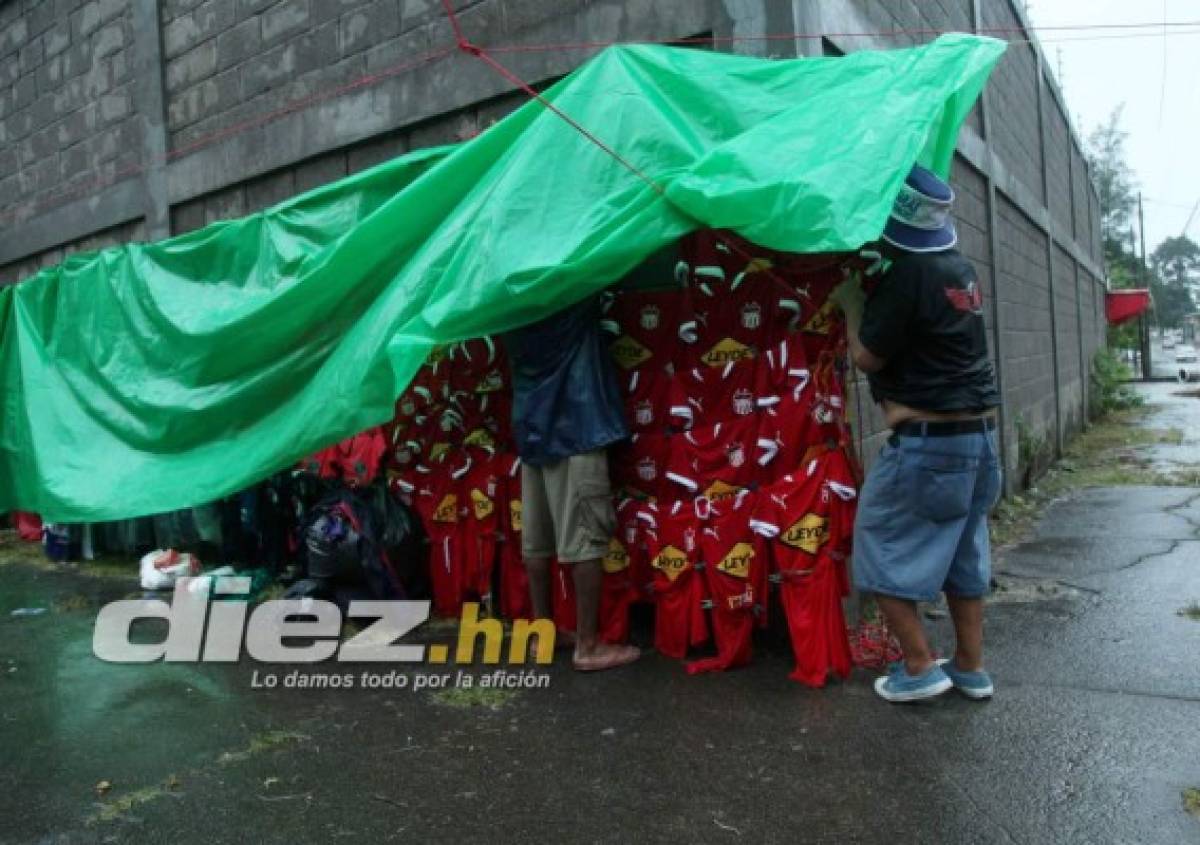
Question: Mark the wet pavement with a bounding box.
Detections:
[1,385,1198,844]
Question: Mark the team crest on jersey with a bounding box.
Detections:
[464,428,497,450]
[802,299,838,335]
[740,301,763,330]
[715,542,754,580]
[399,396,417,417]
[652,544,689,581]
[703,479,744,503]
[812,401,836,425]
[781,513,830,554]
[433,493,459,524]
[394,445,415,465]
[470,489,494,521]
[634,400,655,427]
[701,337,754,368]
[611,335,653,370]
[727,441,746,468]
[636,456,658,482]
[603,538,630,574]
[732,388,755,416]
[639,304,662,331]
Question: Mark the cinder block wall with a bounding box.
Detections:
[0,0,1108,493]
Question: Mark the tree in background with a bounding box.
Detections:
[1150,235,1199,329]
[1086,106,1137,257]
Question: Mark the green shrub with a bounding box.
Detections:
[1089,348,1143,416]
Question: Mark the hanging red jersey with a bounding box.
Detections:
[675,358,781,424]
[610,432,696,502]
[622,367,694,433]
[677,415,764,500]
[603,288,689,372]
[685,492,766,674]
[598,498,643,644]
[412,456,472,618]
[750,450,858,686]
[460,452,510,603]
[640,501,709,659]
[497,457,531,620]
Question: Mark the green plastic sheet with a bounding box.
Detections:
[1,34,1004,521]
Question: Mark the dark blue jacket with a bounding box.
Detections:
[505,296,629,466]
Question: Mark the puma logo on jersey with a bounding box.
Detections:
[780,513,829,554]
[701,337,754,367]
[652,545,689,581]
[604,538,630,574]
[433,494,459,524]
[611,334,653,370]
[715,542,754,579]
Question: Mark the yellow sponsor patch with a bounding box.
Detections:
[603,538,630,574]
[464,428,497,450]
[510,499,523,533]
[780,513,829,554]
[703,479,745,503]
[470,489,494,521]
[802,299,838,335]
[610,334,653,370]
[715,542,754,579]
[651,544,689,582]
[433,493,459,523]
[701,337,754,367]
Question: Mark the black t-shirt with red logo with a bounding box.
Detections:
[859,249,1000,412]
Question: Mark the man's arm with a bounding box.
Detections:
[829,277,887,373]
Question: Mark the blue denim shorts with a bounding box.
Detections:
[853,428,1003,602]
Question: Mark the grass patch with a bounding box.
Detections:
[217,730,309,765]
[990,407,1200,549]
[431,686,517,710]
[1184,787,1200,818]
[1177,602,1200,622]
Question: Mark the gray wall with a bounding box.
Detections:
[0,0,1108,492]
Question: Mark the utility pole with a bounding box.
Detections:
[1138,193,1152,380]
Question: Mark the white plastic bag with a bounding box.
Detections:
[139,549,201,591]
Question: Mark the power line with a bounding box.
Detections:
[6,18,1200,227]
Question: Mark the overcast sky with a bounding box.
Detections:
[1026,0,1200,254]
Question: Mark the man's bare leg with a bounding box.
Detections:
[571,559,639,671]
[875,595,936,676]
[525,556,553,619]
[946,595,984,671]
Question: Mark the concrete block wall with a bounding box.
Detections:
[0,0,1109,493]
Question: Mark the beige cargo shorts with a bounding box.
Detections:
[521,449,616,563]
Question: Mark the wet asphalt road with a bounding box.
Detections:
[0,387,1197,844]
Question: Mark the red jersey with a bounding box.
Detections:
[447,336,509,397]
[685,492,766,674]
[622,367,694,433]
[412,456,472,618]
[460,452,510,603]
[750,450,858,686]
[603,289,689,372]
[756,377,847,482]
[497,457,531,620]
[640,501,709,659]
[676,415,764,500]
[610,432,697,502]
[675,358,780,423]
[598,499,643,644]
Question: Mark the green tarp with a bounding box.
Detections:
[0,34,1004,522]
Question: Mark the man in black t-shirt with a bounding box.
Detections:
[831,164,1003,704]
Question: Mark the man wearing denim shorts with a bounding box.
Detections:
[831,164,1003,703]
[506,296,641,672]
